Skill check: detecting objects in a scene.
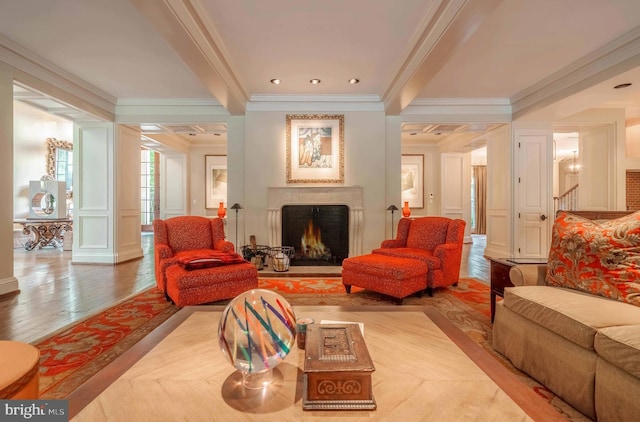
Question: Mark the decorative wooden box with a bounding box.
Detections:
[303,324,376,410]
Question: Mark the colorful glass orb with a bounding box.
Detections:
[218,289,297,374]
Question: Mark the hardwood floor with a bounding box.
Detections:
[0,234,490,344]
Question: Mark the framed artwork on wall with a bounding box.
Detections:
[401,154,424,208]
[286,114,344,183]
[205,155,227,209]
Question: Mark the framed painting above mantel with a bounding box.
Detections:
[286,114,344,183]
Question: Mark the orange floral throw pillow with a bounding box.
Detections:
[546,211,640,307]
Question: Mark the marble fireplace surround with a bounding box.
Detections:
[267,186,364,257]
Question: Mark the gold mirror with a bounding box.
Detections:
[46,138,73,191]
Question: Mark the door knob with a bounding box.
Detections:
[541,214,547,221]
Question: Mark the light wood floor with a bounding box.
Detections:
[0,234,490,344]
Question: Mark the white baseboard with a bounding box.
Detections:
[0,276,19,295]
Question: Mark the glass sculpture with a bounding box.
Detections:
[218,289,297,388]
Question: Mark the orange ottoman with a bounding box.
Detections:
[342,254,428,304]
[165,262,259,307]
[0,341,40,399]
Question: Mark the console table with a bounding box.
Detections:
[14,218,72,251]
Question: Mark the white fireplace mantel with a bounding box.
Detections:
[267,186,364,256]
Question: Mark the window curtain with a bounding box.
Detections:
[473,165,487,234]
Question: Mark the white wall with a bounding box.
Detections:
[13,101,73,218]
[242,109,387,254]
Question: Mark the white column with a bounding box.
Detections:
[161,152,188,219]
[0,66,18,294]
[72,122,116,263]
[227,116,246,248]
[485,124,512,258]
[115,125,143,262]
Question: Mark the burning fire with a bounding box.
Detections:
[301,220,331,259]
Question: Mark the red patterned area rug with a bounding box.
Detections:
[33,277,586,419]
[35,288,177,399]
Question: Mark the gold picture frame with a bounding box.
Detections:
[286,114,344,183]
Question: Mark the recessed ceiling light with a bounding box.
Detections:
[270,79,281,85]
[310,79,321,85]
[410,132,417,136]
[614,82,632,89]
[348,78,360,84]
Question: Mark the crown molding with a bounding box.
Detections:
[0,34,116,121]
[117,98,222,107]
[116,98,230,123]
[246,94,385,112]
[401,98,512,120]
[511,26,640,120]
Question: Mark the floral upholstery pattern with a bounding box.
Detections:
[546,211,640,307]
[153,216,258,306]
[372,217,466,294]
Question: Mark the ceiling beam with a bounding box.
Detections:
[383,0,504,115]
[511,26,640,121]
[131,0,248,115]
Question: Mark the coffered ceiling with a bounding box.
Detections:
[3,0,640,153]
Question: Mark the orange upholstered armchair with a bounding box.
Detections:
[372,217,466,296]
[153,216,258,306]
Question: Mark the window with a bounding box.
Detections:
[140,149,158,229]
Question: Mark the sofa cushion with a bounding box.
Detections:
[546,210,640,307]
[595,325,640,379]
[503,286,640,349]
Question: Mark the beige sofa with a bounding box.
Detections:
[493,264,640,421]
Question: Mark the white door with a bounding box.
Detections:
[516,132,551,258]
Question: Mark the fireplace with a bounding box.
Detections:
[267,186,364,262]
[282,205,349,266]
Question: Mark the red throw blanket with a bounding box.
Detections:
[178,251,246,270]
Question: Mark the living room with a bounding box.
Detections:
[4,1,640,420]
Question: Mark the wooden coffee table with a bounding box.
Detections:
[68,306,564,421]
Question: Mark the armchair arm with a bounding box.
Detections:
[214,239,235,253]
[154,244,175,293]
[155,244,173,260]
[380,239,403,248]
[433,243,463,282]
[509,264,547,286]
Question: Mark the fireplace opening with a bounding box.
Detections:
[281,205,349,266]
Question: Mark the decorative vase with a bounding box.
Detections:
[217,202,226,218]
[402,201,411,218]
